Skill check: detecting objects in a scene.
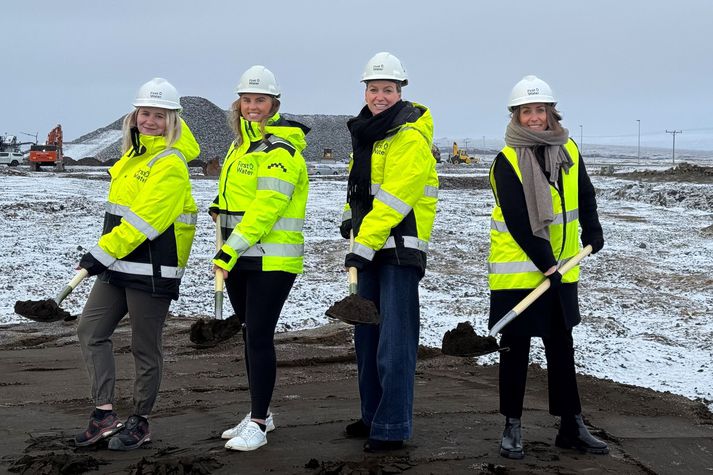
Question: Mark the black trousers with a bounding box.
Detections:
[498,304,582,418]
[225,269,296,420]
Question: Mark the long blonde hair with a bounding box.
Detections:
[228,96,280,146]
[121,108,182,154]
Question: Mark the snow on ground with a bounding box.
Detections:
[0,163,711,412]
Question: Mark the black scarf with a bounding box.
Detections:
[346,100,407,209]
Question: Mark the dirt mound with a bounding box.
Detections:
[439,175,490,189]
[14,298,74,322]
[189,314,242,347]
[441,321,500,357]
[9,453,105,473]
[132,455,222,474]
[618,162,713,183]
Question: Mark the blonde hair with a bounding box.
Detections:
[228,96,281,146]
[510,103,563,132]
[121,108,182,154]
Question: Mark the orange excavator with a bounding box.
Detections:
[29,124,64,171]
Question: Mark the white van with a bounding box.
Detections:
[0,151,24,166]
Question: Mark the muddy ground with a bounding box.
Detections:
[0,319,711,474]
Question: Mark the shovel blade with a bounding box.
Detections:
[14,299,72,323]
[325,294,380,325]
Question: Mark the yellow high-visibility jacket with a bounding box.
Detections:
[488,139,581,290]
[211,113,309,274]
[345,102,439,273]
[89,119,199,299]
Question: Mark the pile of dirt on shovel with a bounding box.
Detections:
[441,321,499,357]
[189,314,242,347]
[14,299,73,323]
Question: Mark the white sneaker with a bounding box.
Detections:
[225,421,267,451]
[221,412,275,439]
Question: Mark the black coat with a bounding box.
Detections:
[488,145,602,338]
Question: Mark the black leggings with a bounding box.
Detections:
[225,269,296,420]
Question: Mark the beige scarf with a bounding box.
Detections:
[504,121,573,240]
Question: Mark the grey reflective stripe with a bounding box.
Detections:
[147,148,186,167]
[124,209,160,240]
[176,212,197,225]
[342,209,352,221]
[382,235,429,252]
[424,185,439,198]
[271,217,304,232]
[226,230,252,254]
[491,209,580,233]
[258,176,295,197]
[107,260,184,278]
[90,245,116,267]
[370,183,380,195]
[375,188,411,216]
[225,215,243,228]
[242,243,304,257]
[105,202,196,230]
[489,258,573,275]
[352,242,375,261]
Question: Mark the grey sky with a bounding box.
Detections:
[4,0,713,150]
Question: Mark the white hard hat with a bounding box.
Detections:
[361,52,408,86]
[508,75,556,111]
[235,65,281,97]
[133,78,181,110]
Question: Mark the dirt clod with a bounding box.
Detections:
[189,314,242,347]
[441,321,500,357]
[14,299,72,323]
[325,294,379,325]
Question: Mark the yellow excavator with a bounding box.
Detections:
[449,142,476,164]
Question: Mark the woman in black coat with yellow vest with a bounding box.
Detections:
[487,75,608,460]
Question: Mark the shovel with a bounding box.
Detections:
[14,268,89,322]
[442,245,593,357]
[213,217,225,320]
[325,233,379,325]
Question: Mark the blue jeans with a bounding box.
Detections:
[354,264,421,441]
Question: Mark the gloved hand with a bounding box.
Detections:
[79,252,107,276]
[583,233,604,254]
[339,219,352,240]
[345,252,370,270]
[547,270,563,290]
[213,244,238,272]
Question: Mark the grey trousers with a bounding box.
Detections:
[77,279,170,415]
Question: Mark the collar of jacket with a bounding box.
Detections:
[386,102,434,144]
[239,113,308,153]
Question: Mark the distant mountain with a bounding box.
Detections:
[64,96,352,164]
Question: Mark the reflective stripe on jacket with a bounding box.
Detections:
[91,119,199,299]
[488,139,581,290]
[346,102,439,272]
[212,113,309,274]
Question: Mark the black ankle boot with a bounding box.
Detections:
[555,414,609,454]
[500,417,524,459]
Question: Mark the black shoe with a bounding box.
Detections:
[364,438,404,452]
[74,409,123,447]
[108,415,151,451]
[555,414,609,455]
[345,419,370,438]
[500,417,524,459]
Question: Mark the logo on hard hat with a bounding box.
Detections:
[249,79,261,85]
[373,64,384,71]
[527,88,540,95]
[150,91,163,98]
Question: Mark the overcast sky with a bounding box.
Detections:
[3,0,713,150]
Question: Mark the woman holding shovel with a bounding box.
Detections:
[488,75,607,459]
[74,78,200,450]
[338,52,438,452]
[210,65,309,452]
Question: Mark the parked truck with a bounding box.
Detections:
[29,124,64,171]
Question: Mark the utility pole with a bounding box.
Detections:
[482,135,486,150]
[636,119,641,165]
[665,130,682,165]
[464,138,469,152]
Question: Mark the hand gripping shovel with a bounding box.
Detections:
[14,268,89,322]
[442,245,593,357]
[325,233,380,325]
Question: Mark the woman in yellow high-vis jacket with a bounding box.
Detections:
[211,65,309,452]
[488,75,607,460]
[339,52,438,453]
[75,78,199,451]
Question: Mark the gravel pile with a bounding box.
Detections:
[67,96,353,164]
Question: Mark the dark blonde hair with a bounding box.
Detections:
[510,103,563,132]
[228,95,281,146]
[121,108,181,153]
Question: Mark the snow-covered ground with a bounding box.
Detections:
[0,162,711,412]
